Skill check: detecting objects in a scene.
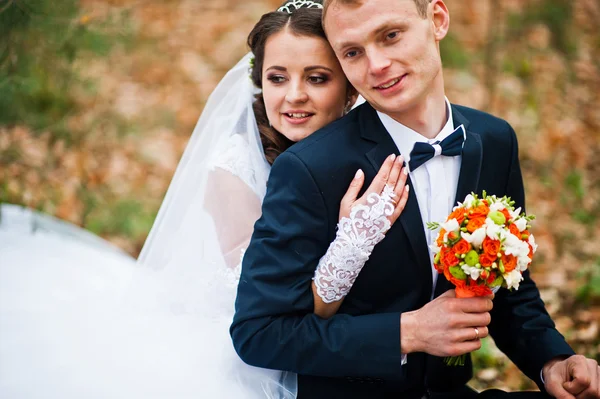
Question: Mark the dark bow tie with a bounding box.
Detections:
[408,125,465,172]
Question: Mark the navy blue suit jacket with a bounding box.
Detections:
[230,103,574,398]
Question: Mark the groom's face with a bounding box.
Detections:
[324,0,449,119]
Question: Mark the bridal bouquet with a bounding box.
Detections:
[427,192,537,366]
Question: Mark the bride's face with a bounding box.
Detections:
[262,29,349,142]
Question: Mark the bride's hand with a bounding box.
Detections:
[339,154,409,226]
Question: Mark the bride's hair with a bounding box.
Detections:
[247,2,326,165]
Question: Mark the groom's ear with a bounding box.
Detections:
[431,0,450,41]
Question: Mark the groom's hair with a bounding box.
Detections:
[322,0,432,21]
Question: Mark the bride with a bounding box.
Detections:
[0,1,409,397]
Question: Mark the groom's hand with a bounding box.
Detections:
[543,355,600,399]
[400,290,493,357]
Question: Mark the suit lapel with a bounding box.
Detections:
[452,108,482,206]
[360,104,433,290]
[434,106,483,297]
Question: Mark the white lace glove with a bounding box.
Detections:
[313,185,397,303]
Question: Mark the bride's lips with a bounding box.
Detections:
[374,74,407,95]
[282,111,315,125]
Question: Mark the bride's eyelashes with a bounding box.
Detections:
[265,74,331,85]
[266,74,287,84]
[307,74,329,84]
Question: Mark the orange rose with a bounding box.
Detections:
[448,209,466,225]
[485,271,497,285]
[466,216,486,233]
[501,208,511,224]
[443,267,465,288]
[479,253,497,267]
[528,244,534,260]
[502,254,517,273]
[455,280,493,298]
[482,237,501,256]
[453,239,471,255]
[480,269,489,280]
[441,248,459,268]
[448,231,459,241]
[470,204,490,219]
[437,229,446,247]
[435,262,445,274]
[509,224,520,237]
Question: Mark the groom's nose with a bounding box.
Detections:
[366,48,392,76]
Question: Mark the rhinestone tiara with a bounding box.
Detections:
[277,0,323,14]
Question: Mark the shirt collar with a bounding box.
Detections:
[377,98,454,161]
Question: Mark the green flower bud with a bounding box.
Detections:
[489,276,504,287]
[499,259,505,273]
[434,252,441,265]
[465,250,480,266]
[489,210,506,225]
[449,266,467,280]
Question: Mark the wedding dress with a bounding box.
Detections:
[0,203,291,399]
[0,53,296,398]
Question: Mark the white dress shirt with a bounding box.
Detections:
[377,99,462,366]
[377,98,461,297]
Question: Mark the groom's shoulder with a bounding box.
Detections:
[452,104,514,136]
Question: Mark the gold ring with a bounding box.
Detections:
[474,327,480,340]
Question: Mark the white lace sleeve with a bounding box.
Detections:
[313,185,396,303]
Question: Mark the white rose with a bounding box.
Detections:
[441,218,460,233]
[514,218,527,232]
[441,219,460,243]
[504,233,530,258]
[461,264,481,280]
[462,194,476,208]
[517,255,531,272]
[510,207,522,220]
[504,269,524,290]
[528,234,538,254]
[485,218,505,240]
[473,227,487,248]
[461,227,487,249]
[490,202,506,212]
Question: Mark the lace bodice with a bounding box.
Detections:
[209,134,269,199]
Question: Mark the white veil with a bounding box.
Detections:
[124,53,297,398]
[138,52,269,268]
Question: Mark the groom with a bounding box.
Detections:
[231,0,599,398]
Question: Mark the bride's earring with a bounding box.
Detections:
[344,99,352,115]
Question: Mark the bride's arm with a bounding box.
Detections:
[205,153,409,319]
[312,155,409,319]
[204,167,262,269]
